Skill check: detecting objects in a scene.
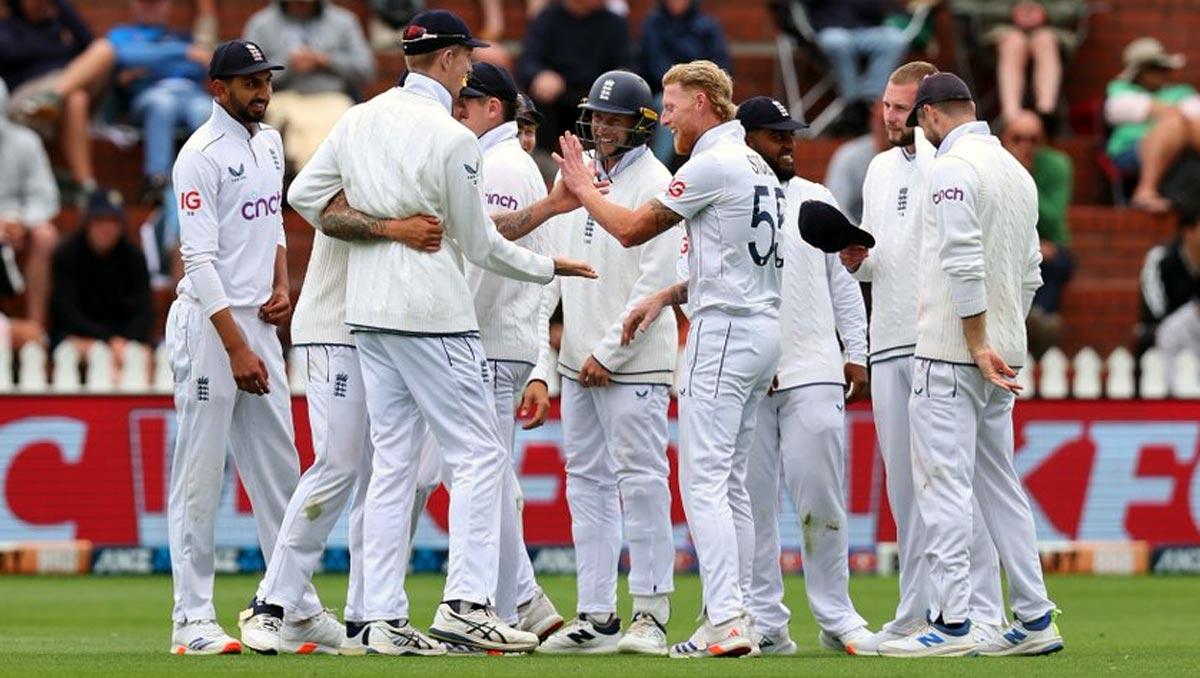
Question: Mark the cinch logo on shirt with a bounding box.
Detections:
[932,187,965,204]
[486,192,519,211]
[180,190,201,211]
[241,192,282,220]
[668,179,686,198]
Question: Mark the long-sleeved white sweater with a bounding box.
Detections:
[776,178,868,389]
[915,122,1042,367]
[531,148,681,386]
[287,73,554,336]
[291,231,353,346]
[854,128,935,363]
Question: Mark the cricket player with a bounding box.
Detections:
[287,9,595,655]
[878,73,1063,657]
[733,97,873,655]
[529,70,681,656]
[554,60,783,659]
[840,62,1006,655]
[166,39,305,655]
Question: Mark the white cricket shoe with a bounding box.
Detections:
[170,620,242,655]
[239,610,282,655]
[341,621,368,656]
[878,622,976,657]
[517,588,564,641]
[429,602,539,653]
[537,614,621,654]
[669,612,754,659]
[819,626,872,654]
[846,627,910,656]
[617,612,668,656]
[971,620,1004,646]
[754,629,797,656]
[976,613,1064,656]
[366,620,447,656]
[281,609,344,655]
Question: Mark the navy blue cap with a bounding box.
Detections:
[798,200,875,253]
[402,10,488,55]
[209,39,285,79]
[460,62,518,102]
[737,96,807,132]
[516,93,544,125]
[906,72,973,126]
[83,188,126,225]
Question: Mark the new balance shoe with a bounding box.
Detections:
[669,612,754,659]
[976,611,1064,656]
[365,619,447,656]
[281,609,344,655]
[341,621,368,656]
[429,602,539,653]
[617,612,668,656]
[878,621,976,657]
[537,614,621,654]
[170,620,242,655]
[516,588,564,641]
[755,630,797,656]
[239,600,283,655]
[819,626,872,654]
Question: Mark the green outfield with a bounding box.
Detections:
[1,573,1197,676]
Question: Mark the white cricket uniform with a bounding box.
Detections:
[253,231,374,623]
[530,146,681,617]
[856,128,1004,633]
[287,73,554,621]
[745,179,870,638]
[910,121,1053,625]
[167,100,309,623]
[657,121,783,626]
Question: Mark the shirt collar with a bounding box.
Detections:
[691,120,745,156]
[479,121,518,153]
[403,72,453,113]
[935,120,990,157]
[596,145,648,181]
[208,99,257,140]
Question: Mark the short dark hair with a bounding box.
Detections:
[501,97,517,123]
[931,99,976,120]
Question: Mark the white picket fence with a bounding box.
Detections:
[0,342,1197,399]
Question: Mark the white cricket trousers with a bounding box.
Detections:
[166,300,302,623]
[560,377,674,616]
[678,310,780,626]
[872,355,1004,632]
[747,384,868,637]
[909,359,1055,625]
[356,331,508,620]
[257,345,372,622]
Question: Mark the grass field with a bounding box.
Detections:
[1,573,1198,676]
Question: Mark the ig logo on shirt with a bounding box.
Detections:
[180,190,202,213]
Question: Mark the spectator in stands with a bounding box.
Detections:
[954,0,1084,131]
[516,92,543,154]
[1155,289,1200,378]
[1002,109,1073,356]
[244,0,375,173]
[0,78,58,340]
[799,0,910,131]
[638,0,730,164]
[825,99,886,224]
[0,0,101,199]
[517,0,631,151]
[1105,37,1200,214]
[1137,211,1200,353]
[49,188,151,364]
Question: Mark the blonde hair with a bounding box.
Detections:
[889,61,938,86]
[663,60,736,122]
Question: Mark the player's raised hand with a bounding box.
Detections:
[553,256,598,279]
[972,346,1022,394]
[519,380,550,429]
[840,245,869,272]
[621,292,666,346]
[230,345,270,395]
[390,214,443,252]
[552,132,597,197]
[258,286,292,326]
[548,176,610,214]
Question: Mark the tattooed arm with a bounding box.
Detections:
[620,281,687,346]
[320,190,444,252]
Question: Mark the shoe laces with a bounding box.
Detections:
[628,612,665,636]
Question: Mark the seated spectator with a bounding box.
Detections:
[0,0,103,199]
[516,92,543,154]
[825,99,886,224]
[49,188,151,368]
[638,0,730,165]
[1156,292,1200,381]
[367,0,423,50]
[0,78,58,339]
[244,0,375,173]
[954,0,1084,130]
[1137,211,1200,353]
[800,0,910,130]
[517,0,631,151]
[1001,109,1073,356]
[1104,37,1200,214]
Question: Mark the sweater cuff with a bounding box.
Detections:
[188,262,231,317]
[950,277,987,318]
